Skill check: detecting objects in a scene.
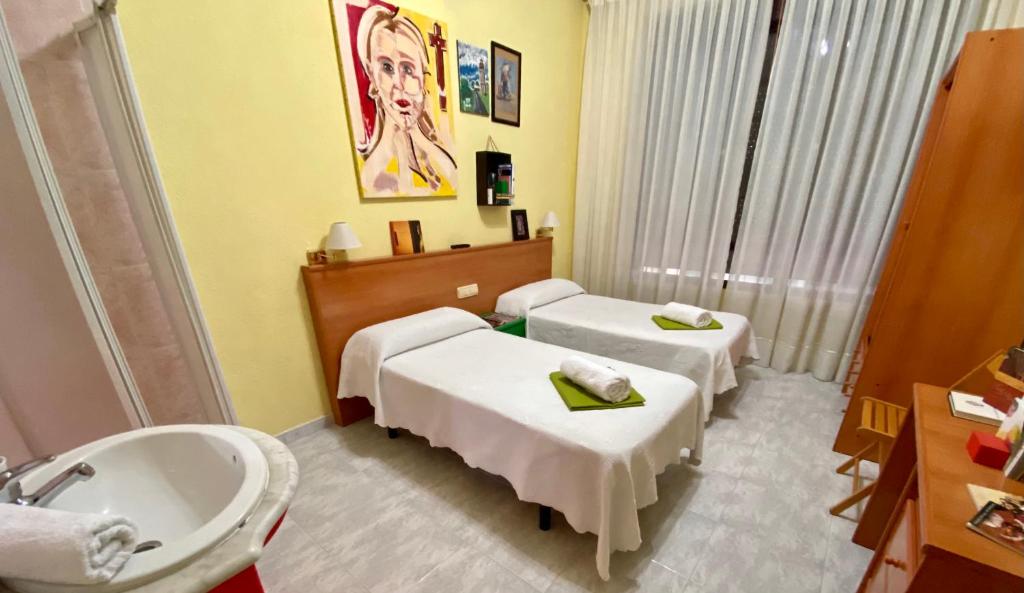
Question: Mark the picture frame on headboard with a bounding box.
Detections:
[511,209,529,241]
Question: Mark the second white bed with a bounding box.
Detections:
[498,280,759,420]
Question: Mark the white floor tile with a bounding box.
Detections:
[254,366,871,593]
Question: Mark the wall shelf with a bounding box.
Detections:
[476,150,513,206]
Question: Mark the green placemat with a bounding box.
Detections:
[651,315,723,330]
[549,371,645,411]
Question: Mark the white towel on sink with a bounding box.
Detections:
[0,504,138,585]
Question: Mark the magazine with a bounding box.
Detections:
[967,500,1024,556]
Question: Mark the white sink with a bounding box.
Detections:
[4,425,270,593]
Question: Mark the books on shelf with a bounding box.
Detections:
[949,390,1007,426]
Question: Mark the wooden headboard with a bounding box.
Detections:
[301,237,553,426]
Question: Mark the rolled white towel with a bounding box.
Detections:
[0,504,138,585]
[560,355,632,403]
[661,302,713,328]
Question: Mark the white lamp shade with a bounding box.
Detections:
[325,222,362,250]
[540,211,560,228]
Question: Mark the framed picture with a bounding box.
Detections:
[511,209,529,241]
[457,41,489,116]
[390,220,425,255]
[491,42,521,127]
[329,1,458,198]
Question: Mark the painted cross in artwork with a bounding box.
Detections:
[456,41,489,116]
[330,0,457,198]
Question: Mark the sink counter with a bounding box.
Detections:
[0,427,298,593]
[129,427,299,593]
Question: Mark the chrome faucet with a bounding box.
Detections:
[1,455,95,506]
[0,455,56,501]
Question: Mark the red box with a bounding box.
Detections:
[967,431,1011,469]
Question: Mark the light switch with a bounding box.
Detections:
[457,283,479,299]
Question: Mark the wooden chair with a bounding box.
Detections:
[830,397,908,516]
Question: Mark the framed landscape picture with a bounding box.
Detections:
[457,41,489,116]
[329,1,458,198]
[491,42,521,127]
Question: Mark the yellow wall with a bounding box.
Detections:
[117,0,589,434]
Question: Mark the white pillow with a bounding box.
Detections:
[338,307,490,405]
[495,279,586,317]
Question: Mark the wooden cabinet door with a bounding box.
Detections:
[864,571,886,593]
[881,499,919,593]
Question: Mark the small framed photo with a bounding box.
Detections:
[511,209,529,241]
[491,42,521,127]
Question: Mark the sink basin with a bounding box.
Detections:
[4,425,270,593]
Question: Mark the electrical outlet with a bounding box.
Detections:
[457,283,479,299]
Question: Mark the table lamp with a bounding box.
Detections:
[326,222,362,252]
[307,222,362,264]
[537,211,560,238]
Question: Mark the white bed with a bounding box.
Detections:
[338,307,704,580]
[497,280,759,420]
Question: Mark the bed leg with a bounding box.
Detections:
[387,428,399,439]
[538,505,552,531]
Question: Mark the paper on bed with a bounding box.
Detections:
[338,307,490,421]
[378,330,704,580]
[495,278,586,318]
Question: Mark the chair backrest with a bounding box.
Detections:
[859,397,908,439]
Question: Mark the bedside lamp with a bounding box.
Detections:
[307,222,362,264]
[326,222,362,251]
[537,211,560,238]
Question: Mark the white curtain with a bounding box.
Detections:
[572,0,771,309]
[980,0,1024,27]
[722,0,1023,381]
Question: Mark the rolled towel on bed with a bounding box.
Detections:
[661,302,713,328]
[560,356,632,403]
[0,504,138,585]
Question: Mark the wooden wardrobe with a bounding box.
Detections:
[834,29,1024,456]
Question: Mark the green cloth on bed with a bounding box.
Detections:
[549,371,646,411]
[651,315,723,330]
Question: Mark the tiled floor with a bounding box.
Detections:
[257,366,875,593]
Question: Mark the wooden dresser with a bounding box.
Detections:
[854,384,1024,592]
[835,28,1024,456]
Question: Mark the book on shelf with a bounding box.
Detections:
[967,500,1024,556]
[949,390,1007,426]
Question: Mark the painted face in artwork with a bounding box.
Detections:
[368,25,426,131]
[345,3,457,197]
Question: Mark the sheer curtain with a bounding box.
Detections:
[980,0,1024,26]
[572,0,770,309]
[722,0,1022,381]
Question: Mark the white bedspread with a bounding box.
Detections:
[338,308,704,580]
[525,294,759,420]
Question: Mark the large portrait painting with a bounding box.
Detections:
[330,1,457,198]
